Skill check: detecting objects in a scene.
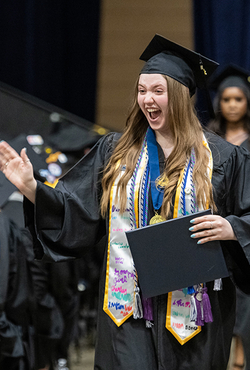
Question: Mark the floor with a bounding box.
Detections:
[68,336,242,370]
[69,342,95,370]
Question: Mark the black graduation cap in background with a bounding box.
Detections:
[47,122,104,153]
[46,112,110,159]
[208,63,250,91]
[140,34,219,97]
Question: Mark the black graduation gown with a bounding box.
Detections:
[233,137,250,370]
[24,131,250,370]
[1,197,64,370]
[0,210,36,370]
[241,137,250,152]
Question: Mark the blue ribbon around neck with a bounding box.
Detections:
[146,128,164,211]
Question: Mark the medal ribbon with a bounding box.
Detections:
[146,128,164,212]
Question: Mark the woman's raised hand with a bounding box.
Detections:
[0,141,37,203]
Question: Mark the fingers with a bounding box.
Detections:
[189,215,216,230]
[0,142,30,172]
[189,215,236,243]
[20,147,31,165]
[189,227,217,245]
[189,215,220,244]
[0,141,19,169]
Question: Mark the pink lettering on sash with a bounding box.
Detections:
[172,322,184,329]
[111,286,127,294]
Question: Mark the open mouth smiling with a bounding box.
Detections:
[147,108,161,119]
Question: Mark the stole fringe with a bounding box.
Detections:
[213,278,223,291]
[133,287,143,319]
[190,294,197,322]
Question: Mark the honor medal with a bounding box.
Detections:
[149,213,166,225]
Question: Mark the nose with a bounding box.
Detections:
[144,92,154,103]
[228,98,237,108]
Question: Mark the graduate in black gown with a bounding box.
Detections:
[1,35,250,370]
[0,173,64,370]
[0,206,36,370]
[208,64,250,370]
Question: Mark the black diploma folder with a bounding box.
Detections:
[125,209,229,298]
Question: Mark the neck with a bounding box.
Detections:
[226,120,246,131]
[155,131,175,158]
[225,120,248,145]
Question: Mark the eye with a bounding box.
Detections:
[138,87,146,94]
[235,97,243,102]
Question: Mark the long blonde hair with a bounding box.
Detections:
[101,75,215,218]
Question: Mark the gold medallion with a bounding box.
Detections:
[149,214,166,225]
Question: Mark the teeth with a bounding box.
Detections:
[147,109,158,112]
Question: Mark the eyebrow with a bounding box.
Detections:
[138,83,165,88]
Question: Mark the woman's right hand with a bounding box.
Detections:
[0,141,37,204]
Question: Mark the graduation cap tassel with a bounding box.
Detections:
[202,287,213,323]
[133,287,143,319]
[195,291,204,326]
[199,57,216,120]
[142,296,154,328]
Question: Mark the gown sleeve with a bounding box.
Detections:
[210,135,250,293]
[24,132,119,262]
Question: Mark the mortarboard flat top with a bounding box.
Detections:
[47,124,103,153]
[208,63,250,90]
[139,34,219,96]
[126,209,229,298]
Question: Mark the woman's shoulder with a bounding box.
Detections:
[97,131,122,153]
[240,137,250,151]
[93,131,122,165]
[204,129,250,169]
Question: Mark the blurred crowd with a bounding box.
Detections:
[0,120,108,370]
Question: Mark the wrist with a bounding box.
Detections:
[20,179,37,204]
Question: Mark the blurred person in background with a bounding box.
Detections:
[208,64,250,370]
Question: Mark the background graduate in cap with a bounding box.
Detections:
[1,34,250,370]
[208,64,250,150]
[208,64,250,370]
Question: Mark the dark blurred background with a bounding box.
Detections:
[0,0,250,140]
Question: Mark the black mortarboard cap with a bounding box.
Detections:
[126,209,229,298]
[47,123,104,153]
[140,34,219,97]
[208,63,250,91]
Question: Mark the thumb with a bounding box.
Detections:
[20,147,31,164]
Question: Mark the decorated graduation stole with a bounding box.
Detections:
[165,137,213,344]
[103,137,149,326]
[103,130,213,342]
